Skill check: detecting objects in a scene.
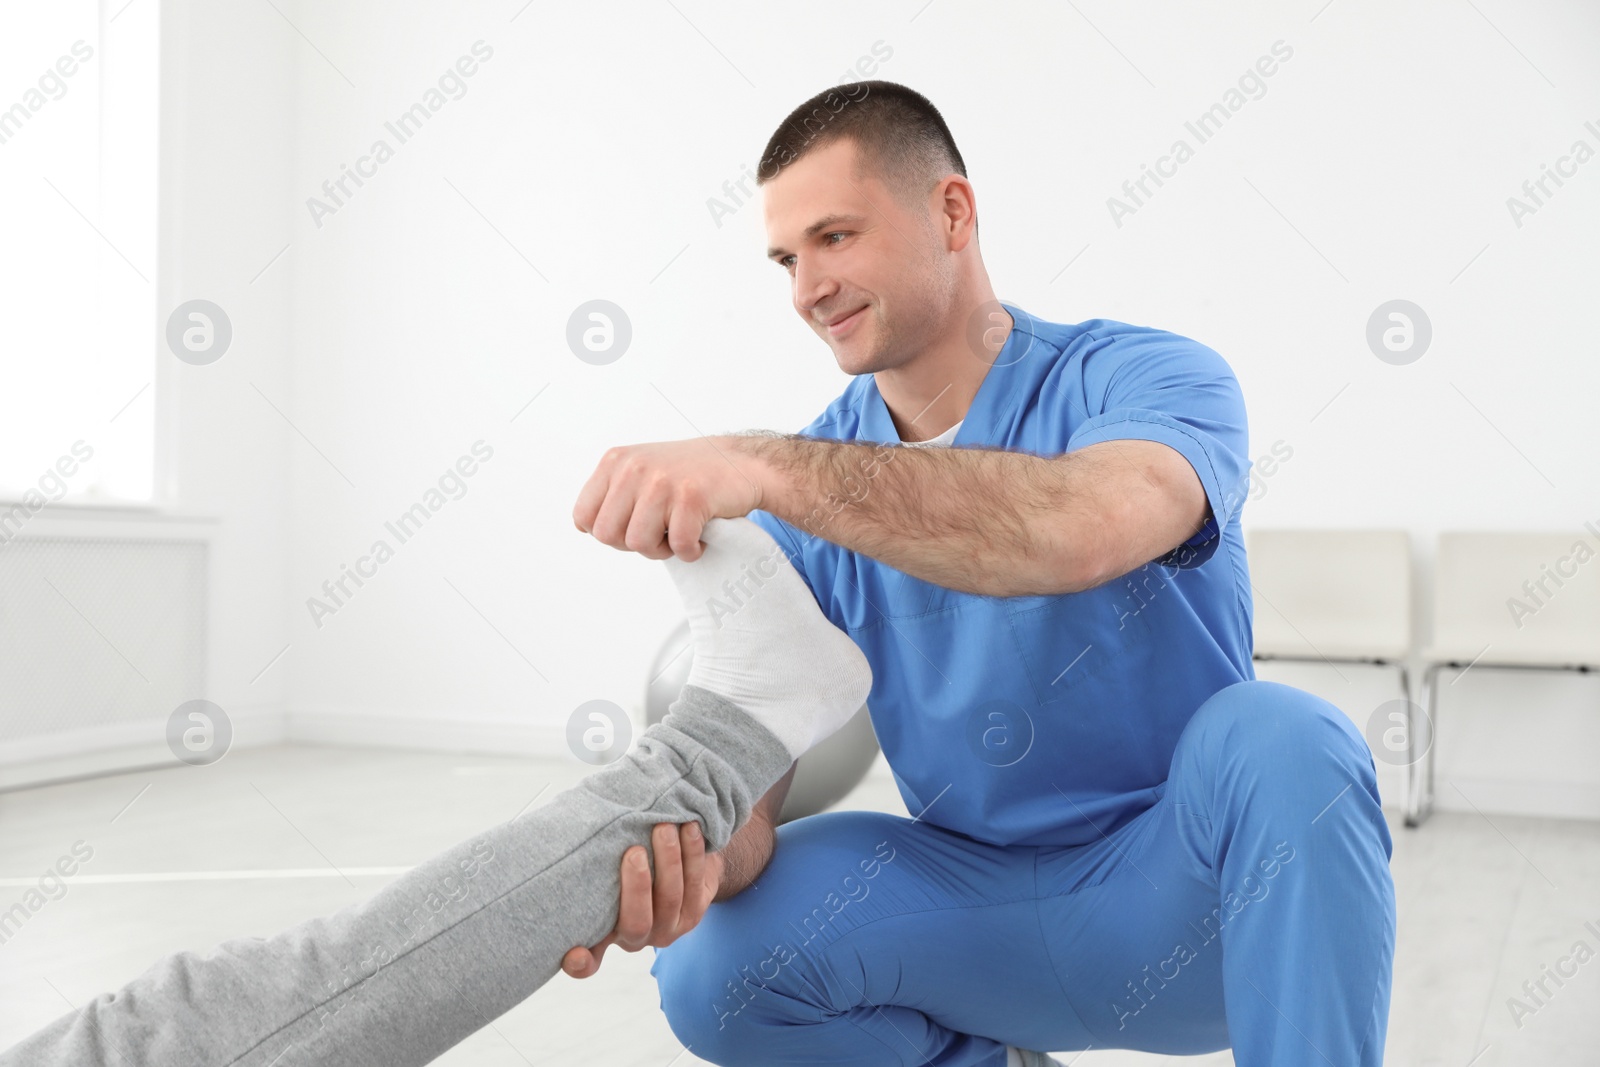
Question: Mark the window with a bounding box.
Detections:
[0,1,159,507]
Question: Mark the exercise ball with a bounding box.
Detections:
[645,619,879,824]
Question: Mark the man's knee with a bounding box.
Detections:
[651,919,789,1063]
[653,933,737,1059]
[652,810,908,1060]
[1186,679,1375,781]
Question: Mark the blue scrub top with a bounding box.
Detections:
[748,303,1257,848]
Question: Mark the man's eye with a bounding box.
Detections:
[779,234,848,270]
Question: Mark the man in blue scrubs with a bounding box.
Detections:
[569,80,1395,1067]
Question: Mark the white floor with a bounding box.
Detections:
[1,744,1597,1066]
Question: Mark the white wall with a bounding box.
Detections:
[157,0,297,748]
[160,1,1598,816]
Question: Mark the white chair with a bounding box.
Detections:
[1410,531,1600,827]
[1246,529,1415,805]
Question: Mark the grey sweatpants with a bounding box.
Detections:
[1,684,794,1067]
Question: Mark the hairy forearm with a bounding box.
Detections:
[736,431,1096,597]
[710,813,776,901]
[709,756,794,901]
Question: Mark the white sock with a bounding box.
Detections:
[662,517,873,761]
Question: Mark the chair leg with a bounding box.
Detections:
[1405,663,1443,828]
[1396,663,1413,819]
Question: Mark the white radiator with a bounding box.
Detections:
[0,532,207,778]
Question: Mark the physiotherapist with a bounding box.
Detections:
[567,81,1395,1067]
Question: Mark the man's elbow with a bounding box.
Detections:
[1013,504,1146,597]
[996,543,1101,598]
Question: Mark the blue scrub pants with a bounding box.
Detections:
[651,680,1396,1066]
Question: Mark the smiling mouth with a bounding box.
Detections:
[824,306,867,332]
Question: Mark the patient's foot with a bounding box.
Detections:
[663,517,871,759]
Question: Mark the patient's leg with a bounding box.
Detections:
[1,517,871,1067]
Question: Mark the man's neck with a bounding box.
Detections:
[878,301,1012,443]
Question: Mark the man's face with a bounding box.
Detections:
[763,137,957,377]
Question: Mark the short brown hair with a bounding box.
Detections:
[757,80,970,227]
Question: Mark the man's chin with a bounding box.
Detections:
[834,350,879,376]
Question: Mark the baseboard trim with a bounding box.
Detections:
[1427,776,1600,822]
[282,706,570,757]
[0,705,286,791]
[5,713,1594,822]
